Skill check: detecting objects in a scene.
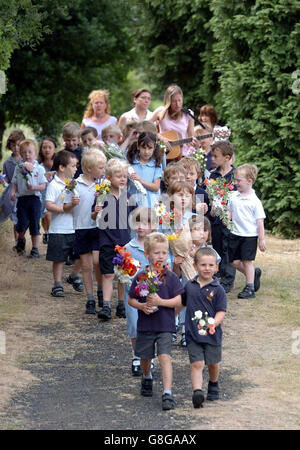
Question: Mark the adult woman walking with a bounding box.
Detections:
[118,88,152,131]
[81,89,117,140]
[150,85,196,161]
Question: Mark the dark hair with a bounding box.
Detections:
[80,126,98,138]
[126,132,161,167]
[199,104,218,128]
[194,246,217,264]
[6,129,26,149]
[38,138,57,163]
[132,88,151,101]
[189,215,211,241]
[211,140,234,158]
[52,150,77,171]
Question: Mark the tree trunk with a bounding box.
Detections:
[0,109,6,161]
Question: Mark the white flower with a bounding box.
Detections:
[194,310,203,320]
[155,202,166,217]
[198,329,207,336]
[199,319,206,327]
[207,317,215,325]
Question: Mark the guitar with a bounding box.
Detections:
[161,128,231,161]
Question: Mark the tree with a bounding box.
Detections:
[0,0,134,152]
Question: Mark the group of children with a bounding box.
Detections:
[0,115,266,411]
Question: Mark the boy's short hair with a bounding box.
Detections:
[19,139,38,154]
[135,120,157,134]
[211,140,234,158]
[80,126,98,138]
[235,164,258,183]
[81,148,106,173]
[163,162,187,184]
[194,246,217,264]
[6,129,26,149]
[105,158,128,177]
[144,232,168,255]
[102,123,122,139]
[62,122,81,139]
[179,157,201,176]
[129,206,158,231]
[52,150,77,171]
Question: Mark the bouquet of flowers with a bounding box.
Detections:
[62,178,78,201]
[192,310,215,336]
[184,146,207,173]
[102,142,126,160]
[154,202,182,240]
[112,245,141,285]
[159,140,167,155]
[204,177,234,229]
[134,262,169,313]
[18,162,34,182]
[94,179,111,204]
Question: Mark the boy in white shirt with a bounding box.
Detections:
[64,148,106,314]
[228,164,266,299]
[45,150,83,297]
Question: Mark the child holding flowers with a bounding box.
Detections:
[63,148,107,314]
[128,232,184,411]
[181,247,227,408]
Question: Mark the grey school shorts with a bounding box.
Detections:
[135,331,173,359]
[187,340,222,365]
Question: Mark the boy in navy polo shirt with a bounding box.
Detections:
[62,122,84,178]
[182,247,226,408]
[128,232,184,411]
[95,158,137,320]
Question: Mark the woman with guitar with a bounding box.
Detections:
[150,85,197,162]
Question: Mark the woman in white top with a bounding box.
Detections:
[118,88,152,131]
[81,89,117,140]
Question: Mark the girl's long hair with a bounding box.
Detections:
[83,89,111,118]
[159,85,183,121]
[126,132,162,167]
[38,138,57,163]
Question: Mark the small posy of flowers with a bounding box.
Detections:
[204,177,234,230]
[154,202,182,240]
[134,262,170,312]
[159,140,167,154]
[94,179,111,204]
[192,310,215,336]
[18,162,33,182]
[112,245,141,285]
[185,146,207,173]
[62,178,77,200]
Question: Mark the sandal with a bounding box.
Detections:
[66,275,84,292]
[51,285,65,297]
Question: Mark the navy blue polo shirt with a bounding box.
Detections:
[129,268,184,333]
[98,190,137,248]
[182,278,227,346]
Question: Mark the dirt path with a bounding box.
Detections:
[0,229,299,430]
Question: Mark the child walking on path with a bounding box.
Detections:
[181,247,227,408]
[228,164,266,299]
[128,232,184,411]
[64,149,106,314]
[126,132,162,208]
[45,150,83,297]
[11,139,47,258]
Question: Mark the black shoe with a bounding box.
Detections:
[238,285,255,299]
[254,268,262,292]
[97,288,103,308]
[28,248,40,259]
[116,303,126,318]
[220,283,233,293]
[42,233,49,244]
[15,237,26,254]
[98,305,112,320]
[141,378,153,397]
[131,358,142,377]
[66,275,84,292]
[192,389,205,408]
[207,382,219,401]
[85,300,96,315]
[172,333,177,342]
[180,333,187,348]
[162,393,175,410]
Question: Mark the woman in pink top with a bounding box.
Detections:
[81,89,117,140]
[150,85,196,161]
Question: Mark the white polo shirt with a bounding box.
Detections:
[228,189,266,237]
[46,175,74,234]
[70,175,97,230]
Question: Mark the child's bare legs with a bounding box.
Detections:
[102,273,114,302]
[208,363,219,383]
[232,259,255,283]
[42,211,51,233]
[80,252,93,294]
[53,261,64,284]
[141,358,152,377]
[190,360,205,391]
[31,234,40,249]
[158,353,173,391]
[92,250,102,285]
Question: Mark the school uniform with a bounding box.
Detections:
[128,157,162,208]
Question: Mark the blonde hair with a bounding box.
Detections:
[62,121,81,139]
[81,148,106,173]
[102,123,122,139]
[105,158,128,177]
[83,89,111,118]
[162,162,187,185]
[179,156,201,176]
[144,232,169,254]
[19,139,38,154]
[235,164,258,183]
[159,85,183,121]
[129,206,158,232]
